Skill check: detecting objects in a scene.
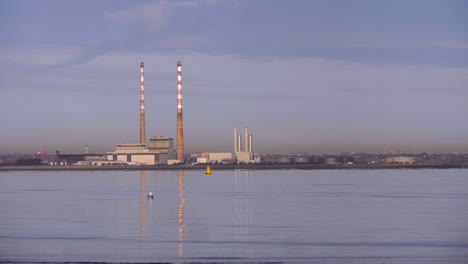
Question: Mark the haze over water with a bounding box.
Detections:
[1,169,467,263]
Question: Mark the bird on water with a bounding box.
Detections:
[147,192,154,200]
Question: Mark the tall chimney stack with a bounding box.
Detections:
[140,62,146,145]
[244,127,249,152]
[176,61,185,161]
[234,128,238,152]
[248,134,253,153]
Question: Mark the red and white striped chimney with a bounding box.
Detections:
[140,62,146,145]
[176,61,184,161]
[177,61,183,115]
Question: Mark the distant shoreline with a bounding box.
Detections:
[0,163,465,171]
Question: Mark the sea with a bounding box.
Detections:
[0,169,467,264]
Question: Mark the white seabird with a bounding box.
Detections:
[147,192,154,200]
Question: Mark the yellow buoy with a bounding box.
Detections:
[205,165,212,175]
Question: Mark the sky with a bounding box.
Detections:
[0,0,467,154]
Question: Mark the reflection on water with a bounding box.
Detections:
[139,171,147,256]
[234,170,253,240]
[177,170,185,258]
[139,170,185,258]
[1,169,467,263]
[139,169,251,259]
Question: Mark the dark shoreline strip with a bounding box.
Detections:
[0,164,464,171]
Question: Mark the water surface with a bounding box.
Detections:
[1,169,467,263]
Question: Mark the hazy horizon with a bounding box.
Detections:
[2,142,468,155]
[1,0,467,154]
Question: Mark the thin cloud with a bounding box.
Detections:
[0,44,83,68]
[49,0,206,69]
[432,42,468,49]
[105,1,169,32]
[173,1,199,8]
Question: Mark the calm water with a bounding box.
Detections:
[0,169,467,263]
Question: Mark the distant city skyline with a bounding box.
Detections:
[1,0,467,154]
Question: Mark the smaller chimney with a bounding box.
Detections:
[244,127,249,152]
[234,128,238,152]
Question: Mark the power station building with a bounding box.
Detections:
[233,127,260,163]
[106,137,176,165]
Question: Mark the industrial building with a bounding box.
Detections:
[189,152,209,164]
[386,156,417,164]
[233,127,260,163]
[106,144,153,165]
[196,157,208,164]
[208,152,233,163]
[54,150,103,165]
[106,138,177,165]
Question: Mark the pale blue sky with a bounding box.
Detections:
[1,0,467,153]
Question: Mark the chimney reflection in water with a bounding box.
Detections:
[234,169,253,240]
[139,171,148,256]
[177,170,186,257]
